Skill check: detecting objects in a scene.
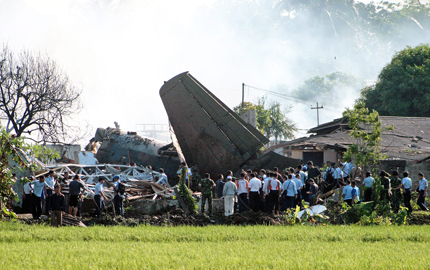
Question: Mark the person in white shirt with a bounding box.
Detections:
[334,164,345,188]
[45,171,56,213]
[267,173,282,215]
[94,178,107,217]
[236,172,249,213]
[401,171,412,212]
[362,172,374,202]
[344,159,354,181]
[222,176,237,216]
[22,178,34,213]
[156,168,170,187]
[282,174,297,210]
[417,172,428,211]
[248,173,262,212]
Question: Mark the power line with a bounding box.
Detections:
[245,84,310,105]
[244,84,341,111]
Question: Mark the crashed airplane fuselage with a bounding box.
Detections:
[89,72,299,179]
[160,72,299,177]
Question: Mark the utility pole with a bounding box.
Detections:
[242,83,245,108]
[311,102,324,126]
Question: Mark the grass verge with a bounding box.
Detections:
[0,221,428,269]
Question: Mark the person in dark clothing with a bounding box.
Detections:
[22,178,34,213]
[216,174,225,198]
[417,172,428,211]
[307,161,321,184]
[307,179,319,205]
[113,175,124,216]
[273,167,284,184]
[49,185,65,227]
[390,171,402,213]
[401,171,413,212]
[379,171,391,204]
[68,175,88,218]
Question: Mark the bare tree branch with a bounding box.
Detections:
[0,45,84,144]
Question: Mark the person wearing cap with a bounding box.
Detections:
[68,175,89,218]
[401,171,412,212]
[223,174,237,216]
[94,178,107,217]
[417,172,428,211]
[113,175,124,216]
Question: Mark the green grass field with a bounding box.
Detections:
[0,221,429,269]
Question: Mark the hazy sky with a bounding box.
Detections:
[0,0,422,145]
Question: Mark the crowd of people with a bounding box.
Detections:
[192,160,429,217]
[21,170,127,226]
[193,162,323,217]
[19,160,429,225]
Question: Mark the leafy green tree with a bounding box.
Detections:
[234,97,297,143]
[266,102,297,143]
[22,144,60,165]
[0,126,24,218]
[361,44,430,117]
[342,100,387,168]
[233,99,271,134]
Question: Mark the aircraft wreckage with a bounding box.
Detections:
[87,72,299,179]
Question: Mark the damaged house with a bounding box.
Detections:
[267,116,430,178]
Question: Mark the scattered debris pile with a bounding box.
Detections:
[41,163,175,202]
[85,208,286,227]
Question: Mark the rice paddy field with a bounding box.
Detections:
[0,221,428,269]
